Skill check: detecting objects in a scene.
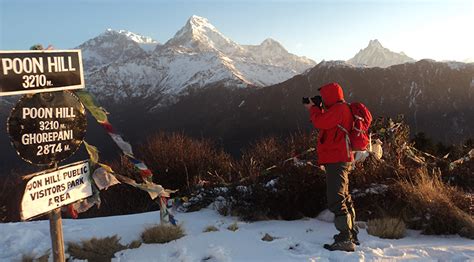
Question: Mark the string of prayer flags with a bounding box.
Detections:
[112,173,177,200]
[160,196,177,226]
[76,90,155,182]
[71,190,101,214]
[84,141,100,165]
[109,133,134,156]
[125,154,153,181]
[92,167,121,190]
[75,91,109,123]
[76,90,177,225]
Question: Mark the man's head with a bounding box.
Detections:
[318,82,345,108]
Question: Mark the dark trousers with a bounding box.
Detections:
[324,162,358,241]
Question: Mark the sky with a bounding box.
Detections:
[0,0,473,62]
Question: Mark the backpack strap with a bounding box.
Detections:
[337,124,351,158]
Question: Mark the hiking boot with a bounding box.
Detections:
[351,232,360,246]
[333,233,360,246]
[323,240,355,252]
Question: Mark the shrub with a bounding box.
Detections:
[236,131,318,183]
[227,222,239,231]
[127,240,142,249]
[80,181,157,219]
[237,137,288,182]
[226,131,326,221]
[444,146,474,192]
[0,170,28,222]
[66,235,126,262]
[397,168,474,238]
[203,225,219,232]
[141,224,185,244]
[367,217,406,239]
[21,251,49,262]
[138,132,234,192]
[370,116,410,167]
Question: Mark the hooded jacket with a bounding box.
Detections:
[309,83,354,164]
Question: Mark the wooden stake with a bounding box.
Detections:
[48,162,64,262]
[49,207,65,262]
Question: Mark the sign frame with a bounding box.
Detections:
[0,49,84,96]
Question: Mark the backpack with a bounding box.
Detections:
[338,102,373,152]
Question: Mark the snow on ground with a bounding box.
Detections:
[0,208,473,261]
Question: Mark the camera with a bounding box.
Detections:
[302,96,320,104]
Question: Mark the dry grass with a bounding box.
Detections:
[236,131,318,183]
[66,235,126,262]
[237,137,288,181]
[397,168,474,238]
[367,217,406,239]
[141,224,185,244]
[139,132,235,191]
[21,251,49,262]
[228,131,327,221]
[227,222,239,232]
[127,240,142,249]
[203,225,219,233]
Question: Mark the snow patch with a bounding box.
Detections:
[352,184,389,198]
[316,209,335,223]
[446,61,466,70]
[0,209,473,261]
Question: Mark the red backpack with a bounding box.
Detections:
[338,102,372,151]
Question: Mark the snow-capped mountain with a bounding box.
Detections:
[116,30,160,52]
[244,38,315,74]
[347,39,415,68]
[82,15,316,102]
[77,29,157,72]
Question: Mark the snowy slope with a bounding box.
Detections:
[347,40,415,68]
[1,208,472,261]
[82,15,316,102]
[116,30,160,53]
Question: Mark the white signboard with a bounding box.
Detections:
[21,160,92,220]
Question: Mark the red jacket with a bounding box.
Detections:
[309,83,354,165]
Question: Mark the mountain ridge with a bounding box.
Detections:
[79,15,316,103]
[347,39,415,68]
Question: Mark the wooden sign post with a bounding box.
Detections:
[49,163,63,262]
[50,208,65,262]
[1,50,86,262]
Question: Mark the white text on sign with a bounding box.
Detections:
[1,56,77,89]
[22,107,76,119]
[19,107,77,156]
[1,56,77,75]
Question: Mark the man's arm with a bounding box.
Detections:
[309,106,342,130]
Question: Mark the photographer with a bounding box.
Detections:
[303,82,359,252]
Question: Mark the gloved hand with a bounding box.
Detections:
[311,95,323,108]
